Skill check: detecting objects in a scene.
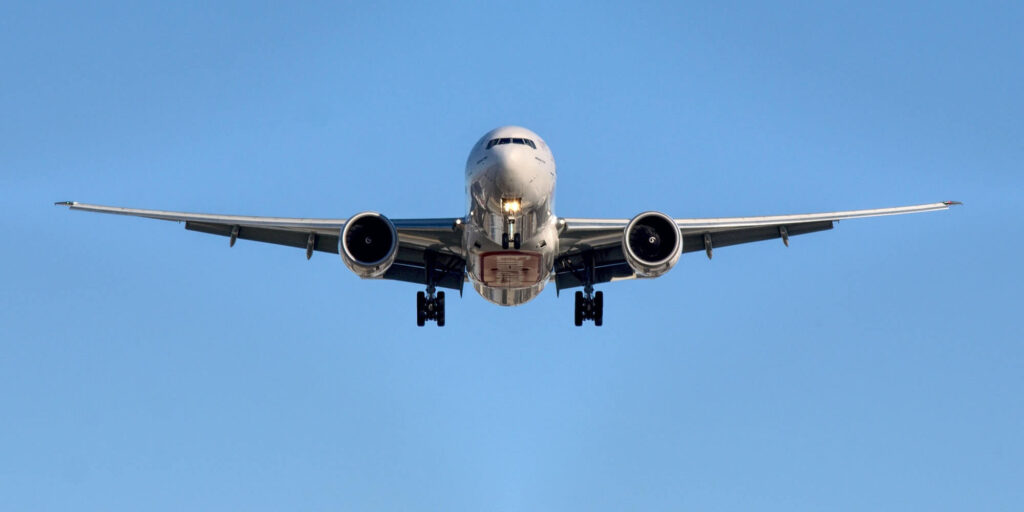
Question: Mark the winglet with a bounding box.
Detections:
[55,201,76,206]
[943,201,963,206]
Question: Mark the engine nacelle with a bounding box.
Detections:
[339,212,398,278]
[623,211,682,278]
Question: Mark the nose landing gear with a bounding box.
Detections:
[501,232,522,250]
[500,198,523,250]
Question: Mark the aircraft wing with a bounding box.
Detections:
[57,202,467,291]
[554,201,958,292]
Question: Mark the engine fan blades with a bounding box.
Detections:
[629,224,662,260]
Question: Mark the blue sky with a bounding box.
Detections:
[2,1,1022,510]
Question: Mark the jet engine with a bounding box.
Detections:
[622,211,682,277]
[339,212,398,278]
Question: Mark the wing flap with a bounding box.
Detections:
[682,220,833,253]
[185,221,340,254]
[383,247,466,292]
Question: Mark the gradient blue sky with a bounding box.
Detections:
[3,1,1022,510]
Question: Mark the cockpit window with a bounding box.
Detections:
[486,137,537,150]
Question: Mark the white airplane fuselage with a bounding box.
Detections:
[463,126,558,306]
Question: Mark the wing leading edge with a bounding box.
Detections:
[554,201,959,292]
[57,201,467,291]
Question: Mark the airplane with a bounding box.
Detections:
[58,126,958,326]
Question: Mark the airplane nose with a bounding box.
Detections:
[492,149,529,190]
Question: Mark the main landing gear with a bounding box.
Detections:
[569,251,603,326]
[574,286,603,326]
[416,250,447,327]
[417,288,445,327]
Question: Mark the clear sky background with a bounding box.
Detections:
[2,1,1022,510]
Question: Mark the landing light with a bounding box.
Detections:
[502,198,521,214]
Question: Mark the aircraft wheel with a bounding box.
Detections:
[416,291,426,327]
[593,291,604,327]
[501,233,509,249]
[513,233,522,250]
[574,291,583,326]
[437,291,446,327]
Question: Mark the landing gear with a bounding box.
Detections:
[500,232,522,250]
[574,292,582,326]
[501,211,522,250]
[417,251,446,327]
[437,292,445,327]
[568,250,604,326]
[417,289,445,327]
[574,288,603,326]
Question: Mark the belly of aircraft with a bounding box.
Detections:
[463,218,558,306]
[478,251,543,287]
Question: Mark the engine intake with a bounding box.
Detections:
[623,211,682,277]
[340,212,398,278]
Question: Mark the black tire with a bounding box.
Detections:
[416,291,426,327]
[513,233,522,249]
[594,291,604,327]
[436,292,446,327]
[501,233,509,249]
[574,291,583,326]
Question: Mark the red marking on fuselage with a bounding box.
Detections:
[479,251,542,288]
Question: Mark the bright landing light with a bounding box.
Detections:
[502,198,521,214]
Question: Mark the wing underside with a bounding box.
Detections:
[554,201,957,292]
[59,200,956,294]
[58,202,467,291]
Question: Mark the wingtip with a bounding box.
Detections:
[943,200,963,207]
[54,201,76,206]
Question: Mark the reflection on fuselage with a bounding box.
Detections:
[463,126,558,306]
